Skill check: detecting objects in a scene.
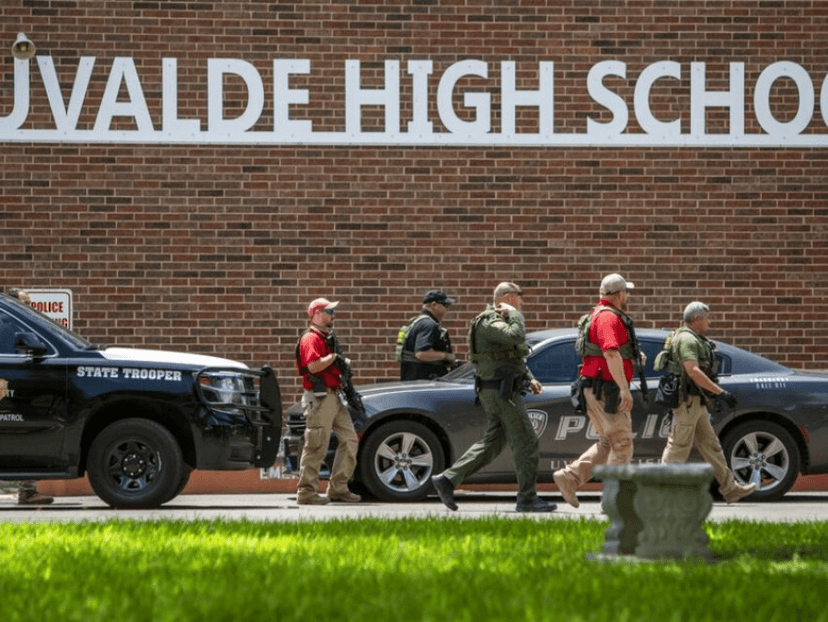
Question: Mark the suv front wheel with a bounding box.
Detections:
[87,418,185,509]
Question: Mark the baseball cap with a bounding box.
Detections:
[423,290,455,306]
[599,274,635,296]
[307,297,339,317]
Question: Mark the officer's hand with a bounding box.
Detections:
[445,352,456,363]
[639,351,647,367]
[620,388,633,412]
[529,379,543,396]
[720,390,738,408]
[495,302,516,318]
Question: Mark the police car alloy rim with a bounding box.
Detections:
[357,418,449,501]
[372,430,434,493]
[728,429,790,492]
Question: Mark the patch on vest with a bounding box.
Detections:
[527,409,548,437]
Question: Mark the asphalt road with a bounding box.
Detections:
[2,490,828,523]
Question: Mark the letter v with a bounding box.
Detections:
[37,56,95,132]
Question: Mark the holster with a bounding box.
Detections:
[499,371,517,401]
[602,381,620,414]
[570,376,587,415]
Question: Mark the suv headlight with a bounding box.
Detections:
[198,372,249,411]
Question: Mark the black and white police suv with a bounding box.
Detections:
[0,293,281,508]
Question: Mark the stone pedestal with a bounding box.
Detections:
[591,463,715,561]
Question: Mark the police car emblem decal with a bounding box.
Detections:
[527,409,548,437]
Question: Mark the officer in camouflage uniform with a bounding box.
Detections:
[431,282,556,513]
[661,301,757,504]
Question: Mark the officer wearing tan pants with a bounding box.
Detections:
[660,301,756,504]
[295,298,360,506]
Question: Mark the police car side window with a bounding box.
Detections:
[527,341,579,384]
[640,339,666,377]
[0,314,28,355]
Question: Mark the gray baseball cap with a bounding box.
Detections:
[600,274,635,296]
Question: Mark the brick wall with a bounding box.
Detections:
[2,1,828,403]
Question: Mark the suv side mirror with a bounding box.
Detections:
[14,332,49,357]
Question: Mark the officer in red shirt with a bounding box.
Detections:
[295,298,360,506]
[553,274,641,508]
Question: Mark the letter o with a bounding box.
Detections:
[754,61,814,138]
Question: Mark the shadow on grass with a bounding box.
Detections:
[715,544,828,562]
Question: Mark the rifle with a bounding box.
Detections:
[326,332,366,413]
[625,318,649,405]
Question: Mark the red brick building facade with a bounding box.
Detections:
[3,1,828,405]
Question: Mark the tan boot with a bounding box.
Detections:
[296,494,330,506]
[18,491,54,505]
[723,482,757,504]
[328,490,361,503]
[553,470,580,508]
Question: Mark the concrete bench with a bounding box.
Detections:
[591,463,715,561]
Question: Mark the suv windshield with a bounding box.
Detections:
[3,294,96,351]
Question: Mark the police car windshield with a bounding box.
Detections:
[6,294,97,350]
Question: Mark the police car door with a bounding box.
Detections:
[0,311,67,470]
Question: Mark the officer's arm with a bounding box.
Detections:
[415,349,454,362]
[307,353,337,374]
[486,313,526,345]
[681,359,722,394]
[603,349,629,392]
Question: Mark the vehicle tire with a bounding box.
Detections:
[358,420,445,502]
[721,420,800,501]
[162,466,193,504]
[87,418,185,509]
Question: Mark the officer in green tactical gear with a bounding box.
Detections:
[660,301,757,504]
[431,282,557,513]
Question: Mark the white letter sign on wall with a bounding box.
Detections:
[3,55,828,147]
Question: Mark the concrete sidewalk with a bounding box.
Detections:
[2,491,827,523]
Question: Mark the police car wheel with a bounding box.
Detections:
[358,420,445,502]
[87,418,185,509]
[722,420,801,502]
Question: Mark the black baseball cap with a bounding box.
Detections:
[423,290,455,306]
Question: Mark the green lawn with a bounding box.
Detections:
[0,517,825,622]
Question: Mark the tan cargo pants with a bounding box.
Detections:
[559,386,634,488]
[297,388,359,502]
[661,394,738,494]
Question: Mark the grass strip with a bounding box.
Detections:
[0,517,826,622]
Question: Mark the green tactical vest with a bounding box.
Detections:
[467,306,529,379]
[576,305,635,360]
[662,326,718,406]
[665,327,717,378]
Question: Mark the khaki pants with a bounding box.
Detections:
[661,394,738,494]
[560,386,633,488]
[297,389,359,501]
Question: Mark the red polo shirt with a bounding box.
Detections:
[579,300,634,383]
[297,327,342,391]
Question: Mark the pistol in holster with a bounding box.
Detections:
[602,381,620,414]
[570,376,587,415]
[499,371,517,401]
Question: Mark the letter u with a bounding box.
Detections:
[0,58,31,131]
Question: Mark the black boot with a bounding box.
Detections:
[431,475,458,511]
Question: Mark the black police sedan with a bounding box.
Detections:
[282,328,828,502]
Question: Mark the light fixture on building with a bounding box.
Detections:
[12,33,36,60]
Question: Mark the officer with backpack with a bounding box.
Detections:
[431,282,556,513]
[553,273,643,509]
[656,301,757,503]
[397,290,457,381]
